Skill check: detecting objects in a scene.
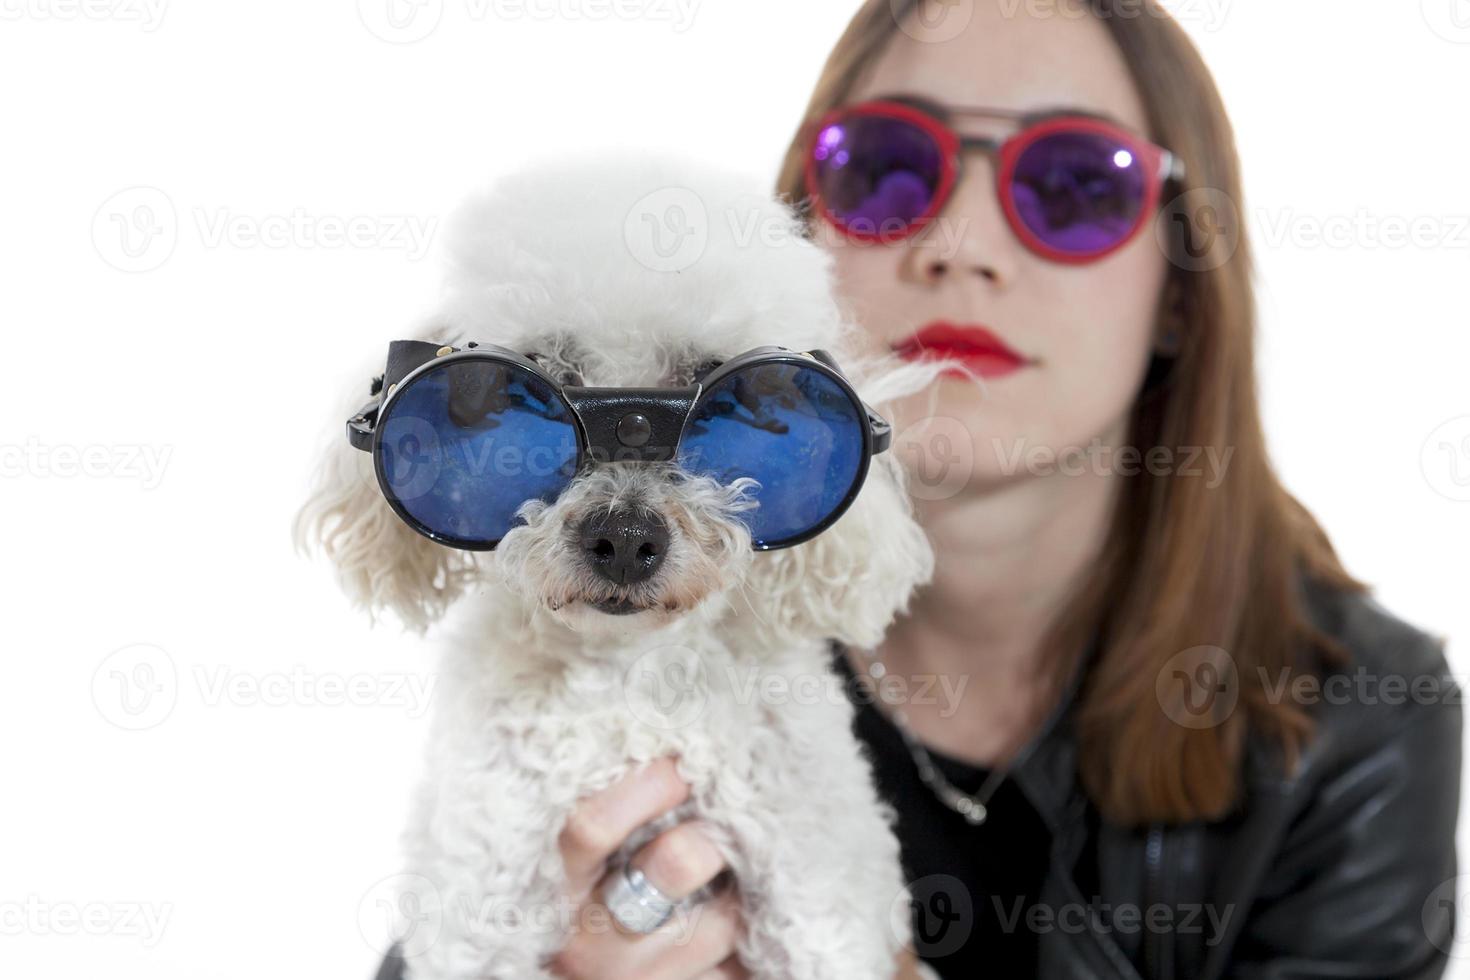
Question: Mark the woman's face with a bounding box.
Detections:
[814,5,1171,500]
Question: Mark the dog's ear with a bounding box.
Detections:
[752,452,934,652]
[744,449,934,649]
[293,374,477,634]
[735,350,954,648]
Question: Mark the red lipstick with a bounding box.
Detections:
[891,321,1030,380]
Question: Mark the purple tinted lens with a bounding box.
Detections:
[1010,129,1150,255]
[812,114,942,236]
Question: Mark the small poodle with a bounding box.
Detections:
[297,153,951,980]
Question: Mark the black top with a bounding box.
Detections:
[830,640,1052,979]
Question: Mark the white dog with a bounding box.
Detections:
[298,153,951,980]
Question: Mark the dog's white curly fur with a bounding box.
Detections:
[297,151,954,980]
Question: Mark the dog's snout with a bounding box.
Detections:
[578,507,670,586]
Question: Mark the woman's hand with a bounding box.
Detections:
[547,757,749,980]
[545,755,922,980]
[894,947,933,980]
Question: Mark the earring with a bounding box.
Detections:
[1155,276,1186,357]
[1155,322,1183,357]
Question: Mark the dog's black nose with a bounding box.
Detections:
[578,507,670,586]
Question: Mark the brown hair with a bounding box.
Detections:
[775,0,1366,826]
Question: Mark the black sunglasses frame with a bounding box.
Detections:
[346,340,893,552]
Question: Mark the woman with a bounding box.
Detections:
[381,1,1461,977]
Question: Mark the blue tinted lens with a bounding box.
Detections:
[377,357,581,547]
[677,362,867,547]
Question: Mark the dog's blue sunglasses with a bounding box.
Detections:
[347,340,893,551]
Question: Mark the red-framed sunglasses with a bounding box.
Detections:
[803,94,1187,264]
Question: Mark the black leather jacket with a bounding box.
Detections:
[373,581,1460,980]
[1008,580,1462,979]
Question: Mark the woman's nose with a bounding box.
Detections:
[915,252,1004,286]
[904,168,1020,287]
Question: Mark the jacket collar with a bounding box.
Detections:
[1003,633,1100,833]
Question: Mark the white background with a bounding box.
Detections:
[1,1,1467,977]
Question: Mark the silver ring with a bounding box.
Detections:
[601,864,678,934]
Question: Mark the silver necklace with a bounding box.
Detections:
[852,644,1008,827]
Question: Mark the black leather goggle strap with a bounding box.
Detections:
[346,341,893,457]
[347,340,459,452]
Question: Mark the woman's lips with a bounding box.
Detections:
[891,321,1030,380]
